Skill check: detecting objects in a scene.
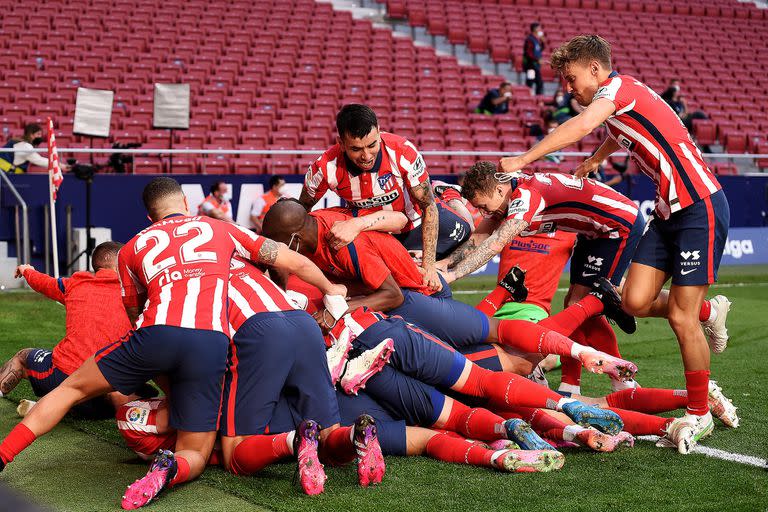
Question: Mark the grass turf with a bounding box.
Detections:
[0,269,766,511]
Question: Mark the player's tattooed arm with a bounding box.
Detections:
[257,238,280,265]
[298,188,319,211]
[447,218,529,282]
[328,211,408,249]
[410,180,441,290]
[440,237,477,268]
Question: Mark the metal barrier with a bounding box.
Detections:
[0,170,31,264]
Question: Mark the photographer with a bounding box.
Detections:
[0,124,57,174]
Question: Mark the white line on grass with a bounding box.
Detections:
[637,435,768,469]
[452,281,768,295]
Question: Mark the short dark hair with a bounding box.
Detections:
[336,104,378,139]
[209,181,226,194]
[500,81,512,89]
[460,161,501,201]
[550,34,612,73]
[530,22,540,32]
[268,175,284,188]
[142,177,183,213]
[24,123,42,138]
[91,241,123,272]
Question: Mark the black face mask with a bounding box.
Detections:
[32,137,44,146]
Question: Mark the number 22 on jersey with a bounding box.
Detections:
[135,221,218,283]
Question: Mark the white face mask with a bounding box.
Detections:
[221,192,232,202]
[537,30,544,38]
[288,232,300,253]
[276,186,286,196]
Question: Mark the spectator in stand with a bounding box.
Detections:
[250,175,286,232]
[476,82,514,115]
[523,23,546,96]
[546,87,580,124]
[197,180,234,222]
[661,79,707,132]
[0,124,49,174]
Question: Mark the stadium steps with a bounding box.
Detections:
[0,242,23,289]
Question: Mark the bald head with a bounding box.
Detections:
[262,199,318,253]
[142,177,188,221]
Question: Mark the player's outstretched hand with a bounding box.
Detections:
[328,219,362,250]
[421,265,443,293]
[14,264,33,278]
[573,157,600,179]
[499,156,527,174]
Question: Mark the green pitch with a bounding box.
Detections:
[0,266,766,511]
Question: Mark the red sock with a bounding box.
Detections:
[496,320,574,357]
[425,433,494,468]
[440,402,506,441]
[605,388,689,414]
[539,295,604,336]
[455,365,562,410]
[0,424,37,465]
[559,326,587,388]
[208,449,222,467]
[319,426,355,466]
[169,455,190,486]
[581,316,620,356]
[476,286,510,316]
[698,300,711,322]
[514,407,567,441]
[684,370,710,415]
[230,433,292,475]
[608,407,673,436]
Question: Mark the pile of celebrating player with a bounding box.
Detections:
[0,34,739,509]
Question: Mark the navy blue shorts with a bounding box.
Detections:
[389,291,489,349]
[363,365,445,428]
[220,310,340,437]
[336,391,407,456]
[395,202,472,260]
[632,190,729,285]
[457,343,503,372]
[25,349,114,419]
[355,317,466,389]
[570,214,646,287]
[96,325,228,432]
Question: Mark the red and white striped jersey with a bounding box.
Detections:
[227,256,295,332]
[302,132,430,233]
[593,73,721,219]
[116,398,176,460]
[329,306,383,341]
[505,173,638,239]
[118,214,265,335]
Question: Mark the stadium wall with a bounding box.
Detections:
[2,174,767,272]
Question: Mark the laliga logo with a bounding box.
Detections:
[723,238,754,259]
[681,251,701,261]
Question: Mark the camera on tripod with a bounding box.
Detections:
[108,142,141,173]
[67,158,96,181]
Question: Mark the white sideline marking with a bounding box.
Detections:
[638,435,768,469]
[452,281,768,295]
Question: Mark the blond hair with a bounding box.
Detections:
[550,35,612,73]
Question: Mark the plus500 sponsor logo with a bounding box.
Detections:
[723,238,754,259]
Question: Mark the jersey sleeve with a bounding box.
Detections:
[117,245,145,309]
[23,268,66,303]
[341,238,391,290]
[506,186,544,225]
[226,222,267,263]
[592,76,630,113]
[303,158,331,200]
[399,140,429,189]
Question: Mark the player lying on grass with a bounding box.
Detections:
[327,306,626,436]
[0,242,157,418]
[0,178,347,511]
[263,200,637,383]
[498,34,731,453]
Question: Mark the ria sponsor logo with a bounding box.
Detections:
[723,238,754,259]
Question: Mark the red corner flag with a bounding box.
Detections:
[47,117,63,200]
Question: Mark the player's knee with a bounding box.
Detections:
[666,308,698,336]
[621,287,651,316]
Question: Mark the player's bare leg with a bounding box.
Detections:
[621,263,670,318]
[0,348,32,397]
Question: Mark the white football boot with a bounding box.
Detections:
[707,380,739,428]
[657,412,714,454]
[702,295,731,354]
